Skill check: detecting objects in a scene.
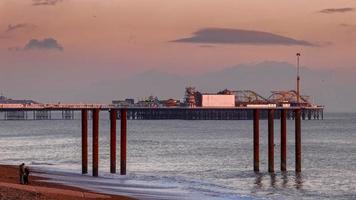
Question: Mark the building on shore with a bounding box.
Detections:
[0,95,39,108]
[112,99,135,107]
[111,86,322,109]
[0,95,40,120]
[182,87,321,108]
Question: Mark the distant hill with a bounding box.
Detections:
[2,61,354,112]
[92,61,345,111]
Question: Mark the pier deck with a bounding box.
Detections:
[0,106,323,120]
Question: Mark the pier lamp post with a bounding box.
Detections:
[296,53,301,104]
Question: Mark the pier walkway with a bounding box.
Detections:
[0,105,323,120]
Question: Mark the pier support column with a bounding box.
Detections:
[281,109,287,171]
[110,109,117,174]
[295,109,302,172]
[81,109,88,174]
[268,109,274,173]
[92,109,99,177]
[120,109,127,175]
[253,109,260,172]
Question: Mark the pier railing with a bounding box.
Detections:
[0,106,323,120]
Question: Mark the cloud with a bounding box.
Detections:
[4,23,36,33]
[1,23,35,39]
[340,23,356,28]
[199,45,215,48]
[32,0,62,6]
[24,38,63,51]
[319,8,354,14]
[172,28,314,46]
[6,24,28,32]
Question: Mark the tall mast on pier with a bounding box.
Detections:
[296,53,301,104]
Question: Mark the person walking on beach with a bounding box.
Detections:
[19,163,25,184]
[24,166,30,184]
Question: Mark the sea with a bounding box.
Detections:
[0,112,355,200]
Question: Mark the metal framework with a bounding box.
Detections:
[268,90,311,106]
[231,90,270,106]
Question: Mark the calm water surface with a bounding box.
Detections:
[0,112,355,199]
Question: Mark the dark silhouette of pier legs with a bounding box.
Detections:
[120,109,127,175]
[253,109,260,172]
[268,109,274,173]
[81,109,88,174]
[62,110,75,120]
[110,109,117,174]
[92,109,99,177]
[281,109,287,171]
[76,107,306,176]
[295,109,302,172]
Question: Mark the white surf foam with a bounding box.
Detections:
[32,166,256,200]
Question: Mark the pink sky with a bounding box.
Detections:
[0,0,355,109]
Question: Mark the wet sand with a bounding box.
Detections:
[0,165,136,200]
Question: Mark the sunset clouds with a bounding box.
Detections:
[32,0,63,6]
[173,28,314,46]
[24,38,63,51]
[319,7,354,14]
[5,24,32,32]
[0,0,355,109]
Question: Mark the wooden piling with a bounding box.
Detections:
[92,109,99,177]
[295,109,302,172]
[253,109,260,172]
[81,109,88,174]
[110,109,117,174]
[268,109,274,173]
[120,109,127,175]
[281,109,287,171]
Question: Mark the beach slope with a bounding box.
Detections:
[0,165,136,200]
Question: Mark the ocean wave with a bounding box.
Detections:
[30,161,55,166]
[32,166,257,200]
